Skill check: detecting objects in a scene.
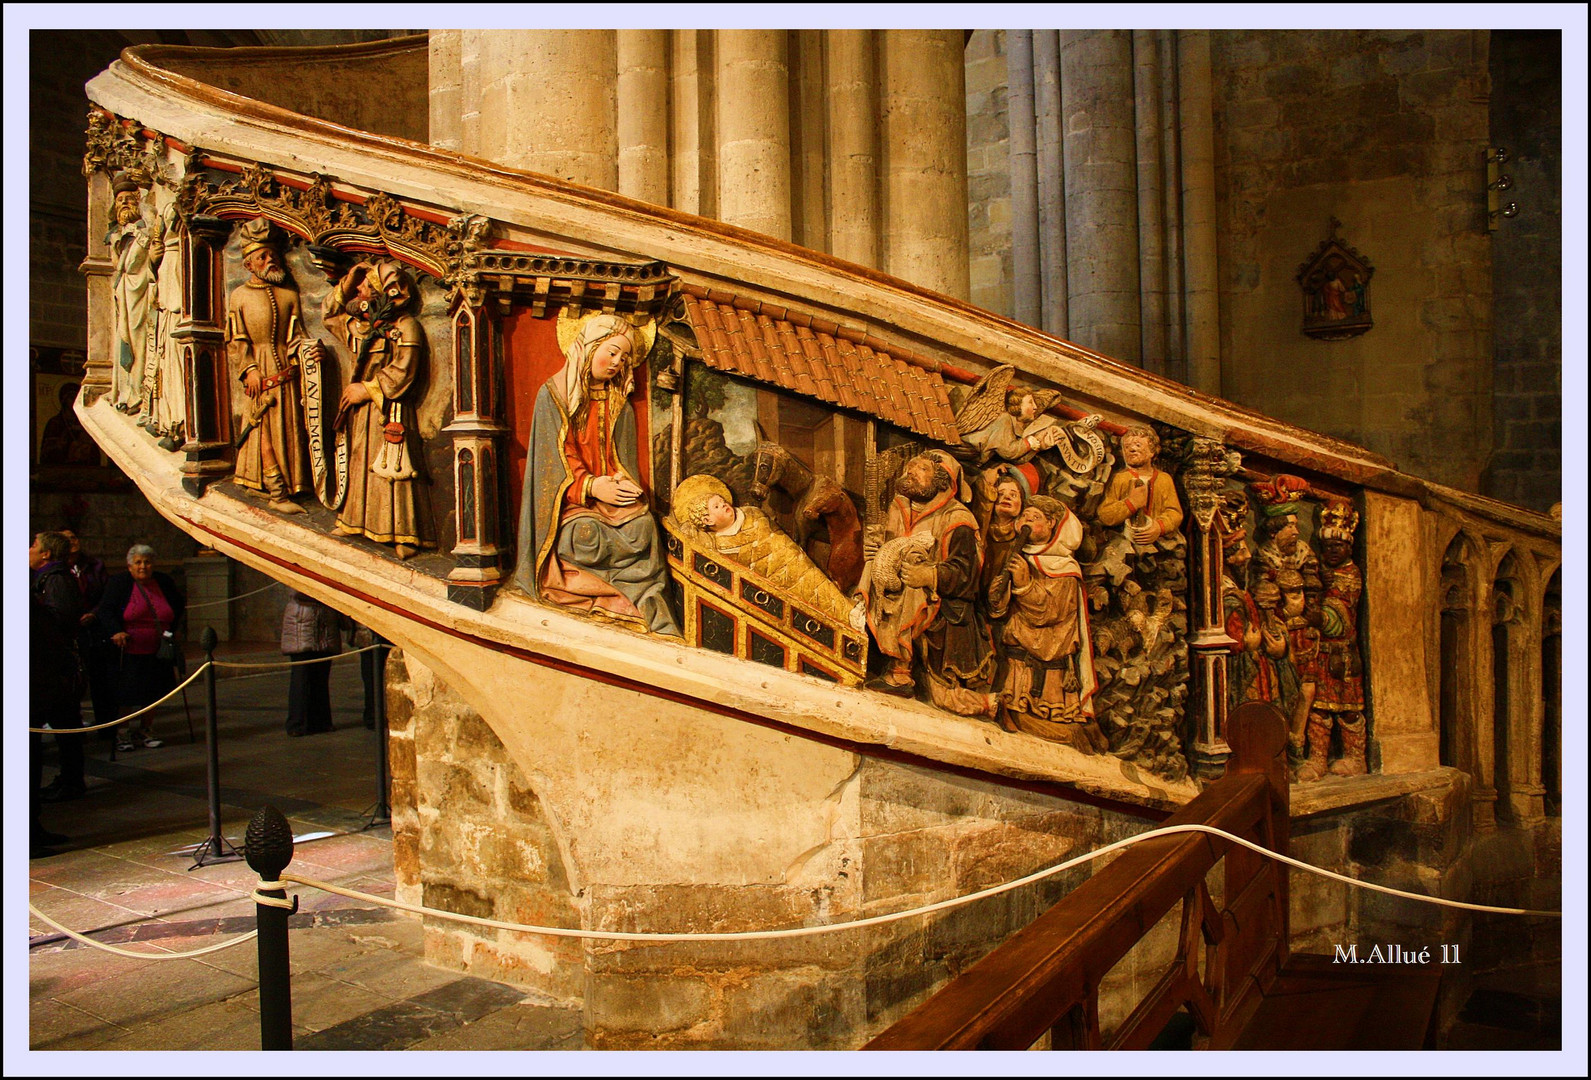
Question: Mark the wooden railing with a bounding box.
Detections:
[865,701,1290,1050]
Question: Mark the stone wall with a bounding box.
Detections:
[1213,30,1494,491]
[1484,30,1562,514]
[29,488,197,581]
[385,644,1532,1049]
[157,36,431,145]
[384,648,1198,1048]
[385,649,586,1003]
[1288,773,1475,957]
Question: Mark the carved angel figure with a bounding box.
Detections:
[955,366,1068,466]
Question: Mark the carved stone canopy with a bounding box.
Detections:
[1296,219,1374,341]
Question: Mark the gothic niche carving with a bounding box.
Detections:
[1296,218,1374,341]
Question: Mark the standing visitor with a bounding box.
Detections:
[281,592,345,737]
[63,530,119,743]
[30,531,87,804]
[96,544,185,751]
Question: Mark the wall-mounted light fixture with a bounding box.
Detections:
[1486,147,1519,230]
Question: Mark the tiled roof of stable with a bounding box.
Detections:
[679,285,961,444]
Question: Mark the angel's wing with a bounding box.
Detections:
[954,365,1016,434]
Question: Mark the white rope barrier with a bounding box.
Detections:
[27,903,257,959]
[211,642,385,670]
[30,821,1560,964]
[261,822,1559,945]
[29,644,391,733]
[185,581,283,610]
[28,662,212,735]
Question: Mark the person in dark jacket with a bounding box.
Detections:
[96,543,186,751]
[63,529,119,743]
[30,531,87,803]
[281,592,345,736]
[31,592,75,854]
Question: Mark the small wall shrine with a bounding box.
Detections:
[1296,218,1375,341]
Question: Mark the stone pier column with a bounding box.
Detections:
[618,30,670,206]
[1156,29,1186,385]
[826,29,880,269]
[880,29,970,299]
[670,31,714,218]
[790,30,829,251]
[1133,30,1169,377]
[473,30,618,190]
[1007,30,1041,326]
[1177,30,1221,396]
[1034,30,1067,337]
[428,29,462,151]
[458,30,482,157]
[1060,29,1140,362]
[715,30,792,240]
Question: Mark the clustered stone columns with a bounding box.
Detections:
[616,29,670,207]
[1175,30,1222,397]
[715,30,794,241]
[1003,30,1221,392]
[667,30,715,218]
[879,30,971,299]
[440,29,621,189]
[825,30,881,269]
[1060,30,1142,364]
[1006,31,1042,327]
[427,29,972,299]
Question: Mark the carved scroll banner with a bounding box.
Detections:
[301,341,349,512]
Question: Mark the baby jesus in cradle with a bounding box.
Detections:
[670,474,865,633]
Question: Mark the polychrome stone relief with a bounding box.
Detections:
[1216,471,1369,781]
[85,111,1377,785]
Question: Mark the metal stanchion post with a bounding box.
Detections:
[364,637,391,829]
[245,805,297,1051]
[190,627,242,869]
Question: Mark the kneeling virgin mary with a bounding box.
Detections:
[514,311,680,635]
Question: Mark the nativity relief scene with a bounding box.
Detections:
[83,108,1383,788]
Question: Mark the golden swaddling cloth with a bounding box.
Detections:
[671,474,857,626]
